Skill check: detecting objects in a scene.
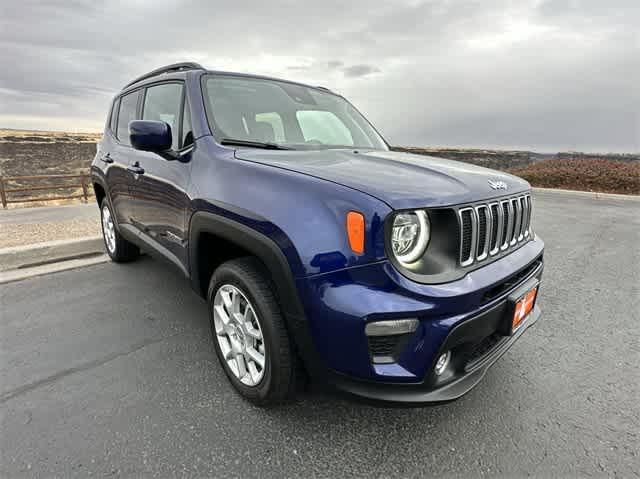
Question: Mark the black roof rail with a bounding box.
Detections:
[122,62,205,89]
[315,86,333,93]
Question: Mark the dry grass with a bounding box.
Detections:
[509,159,640,195]
[0,128,101,143]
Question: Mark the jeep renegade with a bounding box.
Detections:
[92,62,544,406]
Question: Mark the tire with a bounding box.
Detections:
[100,198,139,263]
[207,257,301,405]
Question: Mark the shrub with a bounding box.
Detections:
[509,159,640,195]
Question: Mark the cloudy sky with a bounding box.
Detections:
[1,0,638,152]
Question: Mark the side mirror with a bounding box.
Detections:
[129,120,172,153]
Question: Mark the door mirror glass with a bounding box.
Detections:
[129,120,172,152]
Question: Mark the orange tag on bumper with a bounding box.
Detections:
[513,286,537,329]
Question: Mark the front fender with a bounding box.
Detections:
[189,139,393,278]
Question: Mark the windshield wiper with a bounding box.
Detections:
[220,138,291,150]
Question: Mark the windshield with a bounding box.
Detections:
[202,75,388,151]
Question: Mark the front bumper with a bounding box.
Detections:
[294,236,544,404]
[330,304,540,405]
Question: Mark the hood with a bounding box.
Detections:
[234,149,530,210]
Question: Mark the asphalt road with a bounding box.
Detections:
[1,190,639,478]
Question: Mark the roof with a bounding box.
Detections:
[121,62,337,96]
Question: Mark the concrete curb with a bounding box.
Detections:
[532,187,640,201]
[0,236,105,272]
[0,254,110,285]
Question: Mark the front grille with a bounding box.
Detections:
[476,206,489,260]
[458,193,532,266]
[459,209,475,266]
[501,201,511,249]
[483,257,542,303]
[489,203,500,253]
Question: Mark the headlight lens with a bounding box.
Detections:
[391,210,430,264]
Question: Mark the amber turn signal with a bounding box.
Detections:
[346,211,365,254]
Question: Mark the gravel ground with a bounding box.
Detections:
[0,218,100,248]
[0,204,100,248]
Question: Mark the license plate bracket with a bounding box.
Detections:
[502,278,540,335]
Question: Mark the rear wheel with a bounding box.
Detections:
[207,257,301,405]
[100,199,139,263]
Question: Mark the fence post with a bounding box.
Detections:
[81,175,88,203]
[0,177,7,209]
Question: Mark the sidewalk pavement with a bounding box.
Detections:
[0,204,105,281]
[0,204,100,248]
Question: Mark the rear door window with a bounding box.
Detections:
[116,91,140,146]
[142,83,184,150]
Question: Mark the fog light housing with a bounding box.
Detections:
[434,351,451,376]
[365,319,419,337]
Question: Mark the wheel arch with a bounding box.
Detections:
[188,211,305,322]
[91,171,108,206]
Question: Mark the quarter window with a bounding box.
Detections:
[116,91,140,146]
[142,83,183,150]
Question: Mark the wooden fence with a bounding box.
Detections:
[0,174,92,208]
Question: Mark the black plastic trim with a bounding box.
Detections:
[89,171,125,236]
[120,224,189,277]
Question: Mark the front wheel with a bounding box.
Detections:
[100,199,139,263]
[207,257,301,405]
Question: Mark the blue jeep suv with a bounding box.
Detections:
[92,62,544,406]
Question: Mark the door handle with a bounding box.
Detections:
[127,164,145,175]
[100,153,114,164]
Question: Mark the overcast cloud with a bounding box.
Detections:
[1,0,638,152]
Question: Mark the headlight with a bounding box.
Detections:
[391,210,430,264]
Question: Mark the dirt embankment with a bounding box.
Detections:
[0,130,101,207]
[1,130,638,205]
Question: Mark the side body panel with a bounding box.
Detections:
[94,131,135,225]
[128,149,193,267]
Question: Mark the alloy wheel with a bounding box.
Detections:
[213,284,266,386]
[101,205,116,254]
